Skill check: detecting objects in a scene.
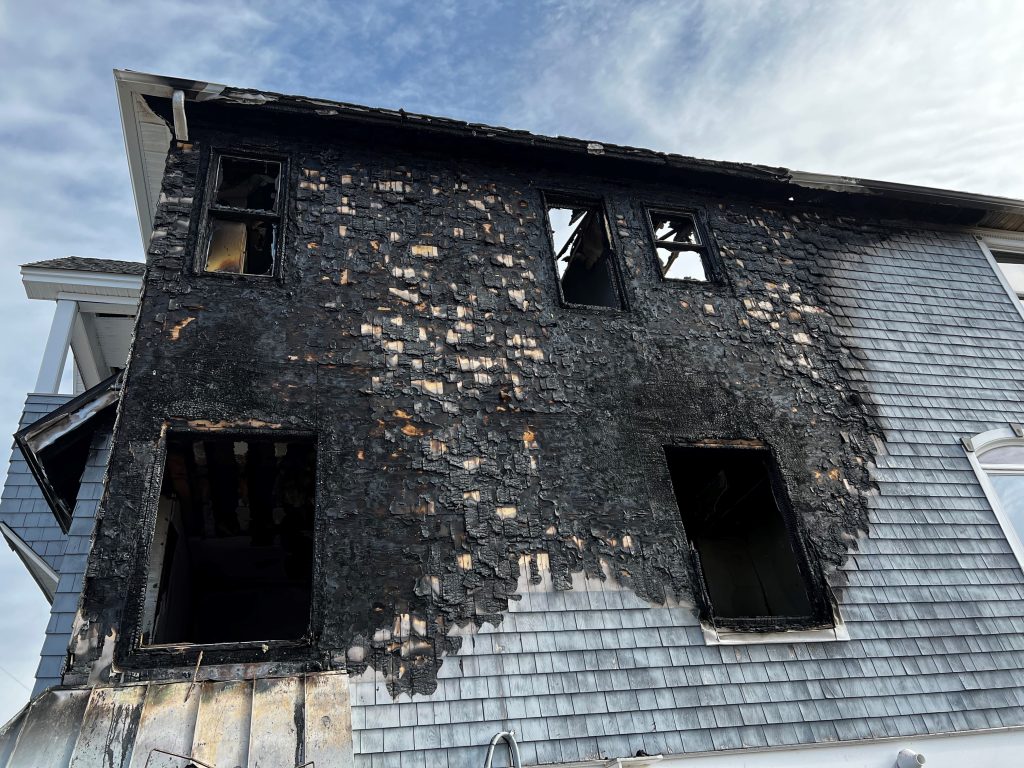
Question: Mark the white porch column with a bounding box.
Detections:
[34,299,78,393]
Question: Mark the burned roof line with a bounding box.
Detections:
[116,69,1024,219]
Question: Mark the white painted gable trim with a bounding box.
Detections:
[0,522,58,602]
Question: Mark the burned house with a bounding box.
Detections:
[2,69,1024,766]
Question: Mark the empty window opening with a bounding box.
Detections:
[648,210,712,282]
[144,433,315,645]
[203,155,282,276]
[665,444,821,625]
[545,199,623,308]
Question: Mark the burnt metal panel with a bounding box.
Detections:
[125,683,200,768]
[0,673,351,768]
[6,689,89,768]
[68,686,145,768]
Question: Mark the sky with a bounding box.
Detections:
[1,0,1023,723]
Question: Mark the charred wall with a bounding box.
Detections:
[67,102,883,695]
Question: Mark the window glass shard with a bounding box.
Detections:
[651,213,701,246]
[648,209,711,282]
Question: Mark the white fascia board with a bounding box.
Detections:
[22,267,143,302]
[0,522,58,603]
[114,69,226,252]
[974,227,1024,253]
[116,75,161,250]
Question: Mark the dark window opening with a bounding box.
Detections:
[665,444,826,627]
[648,209,713,282]
[144,433,316,645]
[545,199,623,308]
[203,155,282,276]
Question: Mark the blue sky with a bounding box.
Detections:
[1,0,1023,723]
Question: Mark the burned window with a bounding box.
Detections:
[665,443,829,629]
[202,155,283,276]
[545,197,623,309]
[647,209,714,282]
[143,433,315,645]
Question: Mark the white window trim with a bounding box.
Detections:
[701,613,849,646]
[962,424,1024,571]
[973,229,1024,325]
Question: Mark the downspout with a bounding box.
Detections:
[172,89,188,141]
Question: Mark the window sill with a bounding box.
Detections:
[701,615,849,646]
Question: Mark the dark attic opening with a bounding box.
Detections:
[665,443,830,629]
[545,196,623,309]
[143,433,316,645]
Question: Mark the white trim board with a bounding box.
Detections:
[0,522,58,603]
[962,425,1024,575]
[559,726,1024,768]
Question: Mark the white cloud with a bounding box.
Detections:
[510,0,1024,197]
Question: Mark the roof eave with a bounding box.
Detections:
[114,69,1024,245]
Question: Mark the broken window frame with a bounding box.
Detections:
[129,423,320,663]
[541,190,628,311]
[664,440,834,633]
[643,206,721,284]
[197,150,288,279]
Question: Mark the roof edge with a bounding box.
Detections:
[114,69,1024,244]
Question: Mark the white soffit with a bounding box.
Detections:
[21,268,143,302]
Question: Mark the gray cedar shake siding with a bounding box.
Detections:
[31,424,112,695]
[344,230,1024,768]
[49,88,1024,767]
[0,394,113,695]
[1,395,72,574]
